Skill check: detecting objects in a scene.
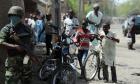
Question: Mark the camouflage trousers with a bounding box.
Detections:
[5,56,32,84]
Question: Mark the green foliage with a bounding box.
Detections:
[67,0,78,15]
[67,0,116,16]
[67,0,91,16]
[116,0,140,16]
[84,4,92,15]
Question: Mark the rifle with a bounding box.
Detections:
[12,32,40,64]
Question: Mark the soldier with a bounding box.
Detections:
[0,6,36,84]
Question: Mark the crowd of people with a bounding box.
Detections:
[24,12,46,44]
[62,3,119,83]
[2,2,138,84]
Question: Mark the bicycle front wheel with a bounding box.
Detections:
[83,52,99,81]
[51,64,76,84]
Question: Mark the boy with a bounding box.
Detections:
[74,19,95,78]
[100,23,120,83]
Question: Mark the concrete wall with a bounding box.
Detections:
[0,0,24,29]
[0,0,11,29]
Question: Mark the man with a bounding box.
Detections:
[63,9,79,36]
[0,6,34,84]
[86,3,103,79]
[45,14,53,55]
[86,3,103,34]
[100,23,119,83]
[35,14,45,43]
[127,16,136,50]
[28,14,36,29]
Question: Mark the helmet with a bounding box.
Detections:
[8,6,24,17]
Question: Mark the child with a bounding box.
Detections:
[74,19,95,78]
[100,23,120,83]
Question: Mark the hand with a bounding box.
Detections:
[100,35,104,39]
[95,24,100,28]
[106,36,112,40]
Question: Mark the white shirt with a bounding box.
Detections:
[72,17,79,27]
[28,18,35,29]
[86,11,103,34]
[64,17,74,36]
[100,31,117,66]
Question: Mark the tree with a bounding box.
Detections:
[116,0,140,16]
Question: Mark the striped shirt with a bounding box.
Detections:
[76,28,93,50]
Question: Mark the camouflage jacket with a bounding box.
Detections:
[0,23,32,56]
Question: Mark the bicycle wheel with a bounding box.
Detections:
[70,54,80,70]
[83,52,99,81]
[38,65,49,80]
[51,64,76,84]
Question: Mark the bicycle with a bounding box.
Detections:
[38,34,77,84]
[50,35,77,84]
[83,34,103,81]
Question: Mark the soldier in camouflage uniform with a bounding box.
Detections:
[0,6,33,84]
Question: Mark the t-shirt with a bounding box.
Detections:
[86,11,103,34]
[75,28,93,50]
[64,17,74,36]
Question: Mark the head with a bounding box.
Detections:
[24,18,28,24]
[132,17,135,22]
[93,3,100,12]
[46,14,52,21]
[8,6,24,26]
[102,23,110,34]
[68,9,74,19]
[82,19,88,30]
[29,13,33,18]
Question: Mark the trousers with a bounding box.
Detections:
[102,63,117,82]
[5,56,32,84]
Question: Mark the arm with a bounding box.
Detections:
[0,27,18,49]
[86,18,96,25]
[106,35,120,43]
[86,11,96,25]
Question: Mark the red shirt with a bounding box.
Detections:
[76,28,93,50]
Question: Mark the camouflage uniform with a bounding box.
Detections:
[0,6,33,84]
[0,22,32,84]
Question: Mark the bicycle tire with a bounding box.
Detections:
[50,64,77,84]
[71,55,81,70]
[38,65,49,80]
[83,52,100,81]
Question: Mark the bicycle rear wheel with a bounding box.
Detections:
[51,64,76,84]
[83,52,99,81]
